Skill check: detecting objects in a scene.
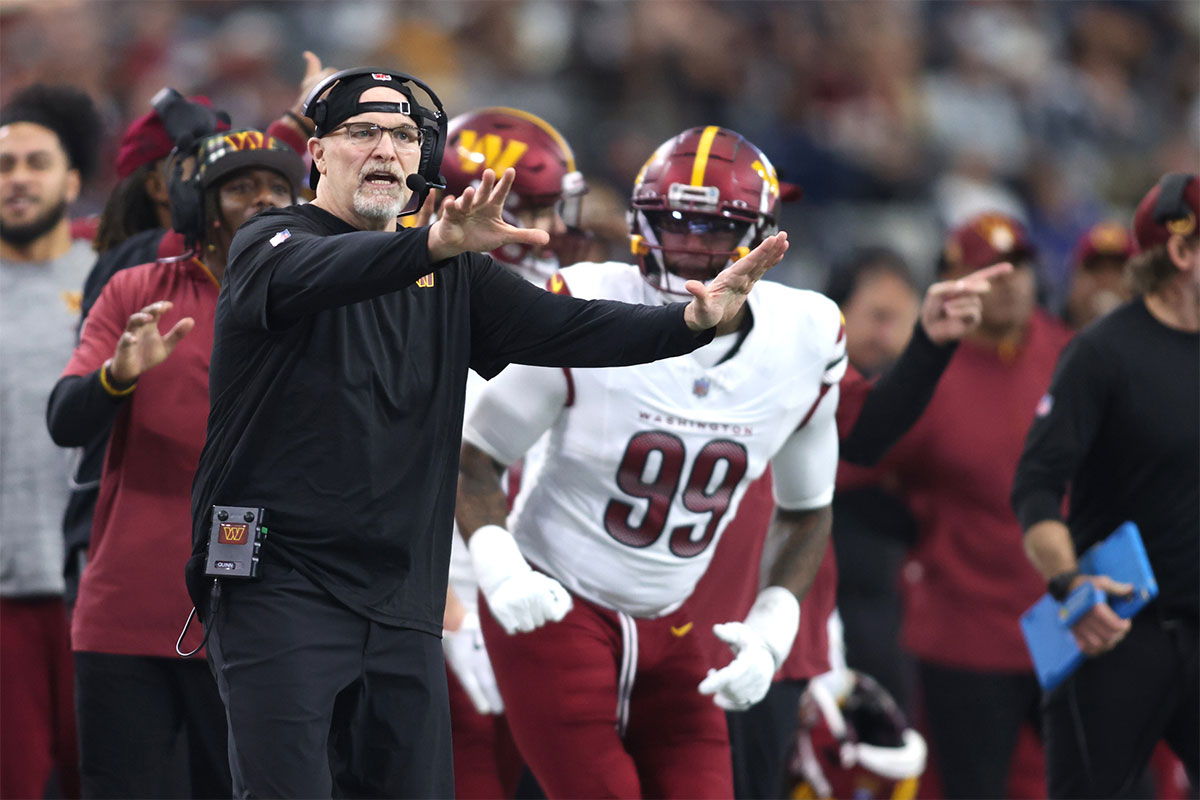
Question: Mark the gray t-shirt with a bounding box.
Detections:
[1,238,94,596]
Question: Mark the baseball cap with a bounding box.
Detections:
[1132,173,1199,252]
[193,129,305,191]
[116,94,230,179]
[1071,221,1135,271]
[944,212,1036,272]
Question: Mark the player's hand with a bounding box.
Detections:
[920,262,1012,345]
[427,168,548,261]
[698,622,777,711]
[468,524,573,635]
[1070,574,1132,656]
[107,300,194,384]
[683,232,788,331]
[443,610,505,714]
[483,571,572,634]
[290,51,338,119]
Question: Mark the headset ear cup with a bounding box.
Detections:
[422,120,446,188]
[1153,173,1192,225]
[166,151,204,248]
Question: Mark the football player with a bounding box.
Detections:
[455,126,1004,797]
[437,106,586,799]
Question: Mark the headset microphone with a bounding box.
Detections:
[406,172,446,194]
[406,173,429,195]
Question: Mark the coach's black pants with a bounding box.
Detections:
[206,562,452,799]
[1044,614,1198,798]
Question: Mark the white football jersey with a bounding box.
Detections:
[465,262,846,617]
[447,370,488,613]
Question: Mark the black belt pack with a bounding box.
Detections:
[204,505,268,579]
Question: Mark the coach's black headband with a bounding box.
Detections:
[313,74,418,137]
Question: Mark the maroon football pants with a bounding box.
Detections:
[0,597,80,800]
[446,665,524,799]
[481,590,733,799]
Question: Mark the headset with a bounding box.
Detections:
[165,145,204,249]
[152,88,232,249]
[1152,173,1195,230]
[301,67,447,211]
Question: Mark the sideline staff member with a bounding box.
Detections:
[188,68,787,798]
[1011,173,1199,797]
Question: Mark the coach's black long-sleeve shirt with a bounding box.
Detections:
[189,204,713,632]
[1011,299,1198,620]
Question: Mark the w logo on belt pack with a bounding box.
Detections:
[218,523,248,544]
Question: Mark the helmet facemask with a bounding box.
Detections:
[490,169,589,281]
[632,208,755,297]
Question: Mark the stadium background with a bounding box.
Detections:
[2,0,1197,304]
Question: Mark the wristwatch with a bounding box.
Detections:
[1048,568,1082,602]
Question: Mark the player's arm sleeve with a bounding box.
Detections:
[223,217,446,330]
[466,257,713,379]
[462,362,568,467]
[1011,337,1111,530]
[772,382,841,511]
[839,322,957,466]
[46,272,140,446]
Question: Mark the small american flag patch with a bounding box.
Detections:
[269,229,292,247]
[1036,393,1053,417]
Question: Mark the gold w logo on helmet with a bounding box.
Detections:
[751,159,779,198]
[456,130,528,175]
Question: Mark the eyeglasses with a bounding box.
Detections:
[326,122,424,150]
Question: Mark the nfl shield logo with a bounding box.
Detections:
[693,378,710,398]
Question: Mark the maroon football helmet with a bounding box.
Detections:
[790,671,927,800]
[442,107,588,281]
[629,126,781,297]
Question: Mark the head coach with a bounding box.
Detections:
[186,67,788,798]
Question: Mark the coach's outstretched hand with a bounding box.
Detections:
[683,232,788,332]
[427,168,549,262]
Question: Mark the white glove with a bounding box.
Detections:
[698,586,800,711]
[467,524,573,634]
[698,623,778,710]
[443,610,504,714]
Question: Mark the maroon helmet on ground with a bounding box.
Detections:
[442,107,588,280]
[790,671,927,800]
[629,126,781,297]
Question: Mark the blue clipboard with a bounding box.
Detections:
[1020,521,1158,691]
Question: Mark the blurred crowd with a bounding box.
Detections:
[2,0,1197,301]
[1,2,1197,799]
